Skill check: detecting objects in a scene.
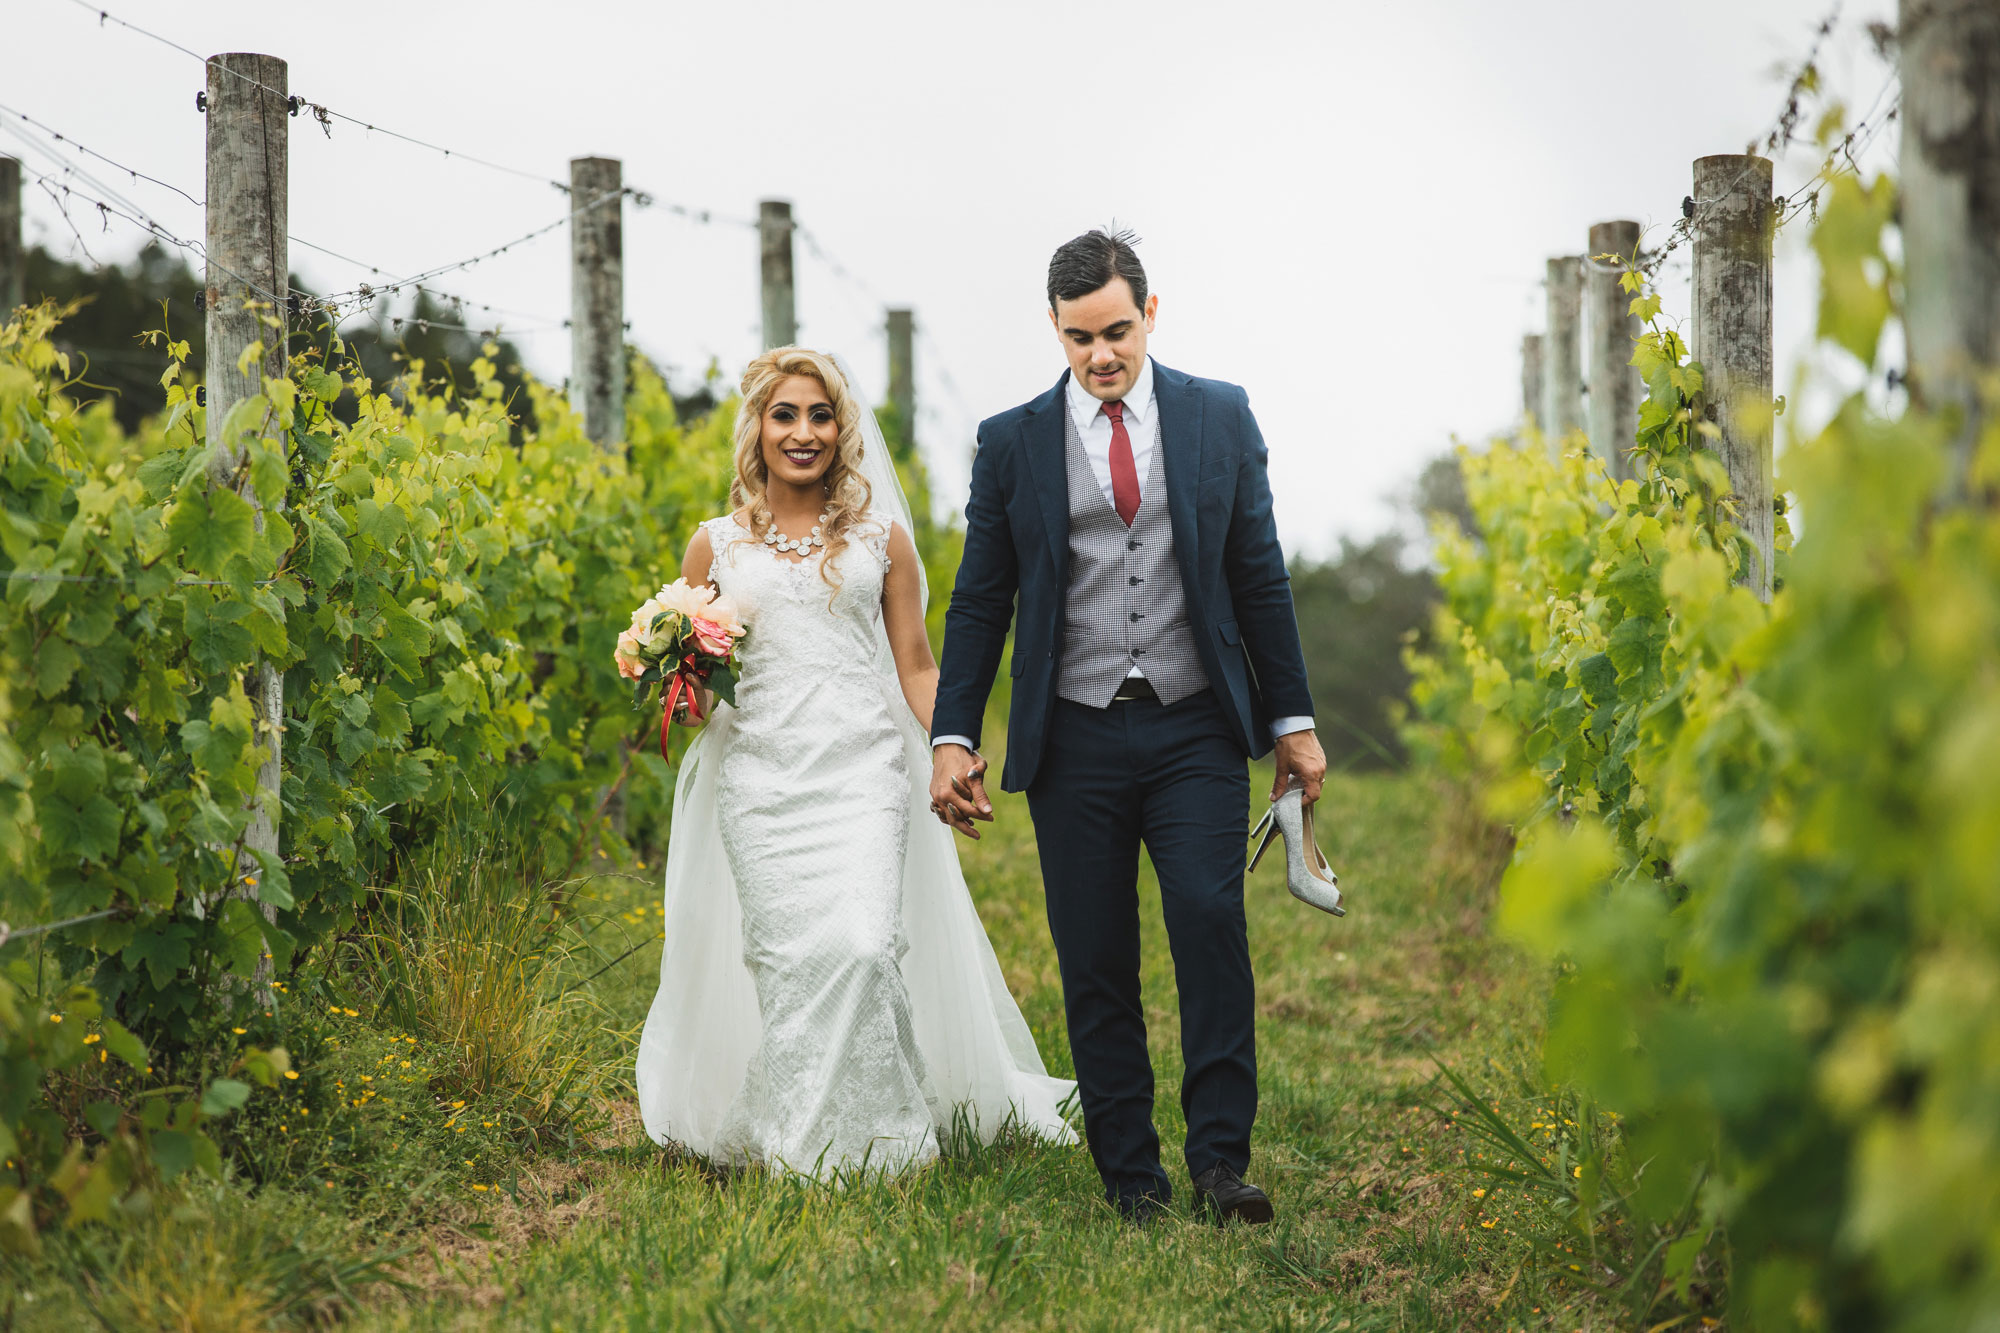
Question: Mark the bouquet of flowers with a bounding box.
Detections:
[615,579,748,761]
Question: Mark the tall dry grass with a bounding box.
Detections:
[362,836,600,1144]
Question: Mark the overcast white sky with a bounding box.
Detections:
[9,0,1897,558]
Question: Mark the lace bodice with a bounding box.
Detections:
[702,513,897,704]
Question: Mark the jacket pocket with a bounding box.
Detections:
[1217,619,1242,646]
[1010,654,1027,677]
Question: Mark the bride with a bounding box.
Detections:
[635,347,1075,1178]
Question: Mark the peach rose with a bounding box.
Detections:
[628,596,665,636]
[613,629,647,680]
[701,591,746,640]
[655,579,711,619]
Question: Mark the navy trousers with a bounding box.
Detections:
[1025,689,1255,1206]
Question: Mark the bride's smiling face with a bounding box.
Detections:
[759,375,841,490]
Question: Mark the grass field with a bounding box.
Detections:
[13,767,1605,1332]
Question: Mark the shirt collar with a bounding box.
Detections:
[1065,356,1156,434]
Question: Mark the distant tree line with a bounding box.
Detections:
[16,242,719,434]
[1287,455,1473,772]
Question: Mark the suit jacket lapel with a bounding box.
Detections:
[1152,361,1204,578]
[1019,372,1071,575]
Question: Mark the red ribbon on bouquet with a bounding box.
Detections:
[658,654,708,764]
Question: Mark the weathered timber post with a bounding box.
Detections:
[1587,220,1644,483]
[887,308,915,442]
[1691,154,1775,602]
[759,200,796,350]
[1520,333,1545,430]
[204,53,289,924]
[1900,0,2000,500]
[1543,256,1584,444]
[569,156,625,450]
[0,157,21,315]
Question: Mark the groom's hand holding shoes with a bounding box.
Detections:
[1271,729,1328,807]
[930,744,994,840]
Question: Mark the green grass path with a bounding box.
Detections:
[368,771,1547,1332]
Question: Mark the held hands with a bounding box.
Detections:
[929,744,994,840]
[1271,729,1328,807]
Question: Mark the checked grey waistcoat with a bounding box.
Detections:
[1056,401,1212,708]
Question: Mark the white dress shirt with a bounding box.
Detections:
[934,357,1313,749]
[1068,354,1159,511]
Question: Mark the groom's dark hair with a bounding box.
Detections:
[1047,226,1148,312]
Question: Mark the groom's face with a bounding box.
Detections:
[1050,277,1158,404]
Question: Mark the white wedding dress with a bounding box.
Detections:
[635,389,1075,1179]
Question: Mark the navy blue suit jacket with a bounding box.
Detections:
[932,361,1315,793]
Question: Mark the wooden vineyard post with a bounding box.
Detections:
[203,52,289,941]
[887,308,915,444]
[0,157,20,315]
[1900,0,2000,501]
[569,155,625,451]
[1587,220,1643,483]
[1691,154,1775,602]
[1543,256,1584,445]
[1520,333,1544,432]
[760,200,796,350]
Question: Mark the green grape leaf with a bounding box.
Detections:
[148,1128,195,1181]
[40,793,122,862]
[249,848,294,910]
[46,743,107,801]
[1578,653,1618,706]
[298,367,342,404]
[34,639,81,697]
[198,1078,252,1117]
[99,1020,148,1070]
[192,1132,224,1180]
[184,597,257,675]
[304,514,351,584]
[136,447,190,500]
[122,923,194,989]
[167,486,259,576]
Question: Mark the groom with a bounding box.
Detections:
[929,228,1323,1224]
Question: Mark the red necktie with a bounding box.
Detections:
[1104,399,1140,527]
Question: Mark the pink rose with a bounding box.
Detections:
[691,617,733,658]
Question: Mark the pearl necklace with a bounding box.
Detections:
[762,510,830,555]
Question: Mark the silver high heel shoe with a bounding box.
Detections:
[1247,779,1344,917]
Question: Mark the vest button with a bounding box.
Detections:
[1129,612,1141,623]
[1128,576,1141,586]
[1127,540,1139,550]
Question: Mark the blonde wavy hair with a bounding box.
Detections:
[730,347,874,590]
